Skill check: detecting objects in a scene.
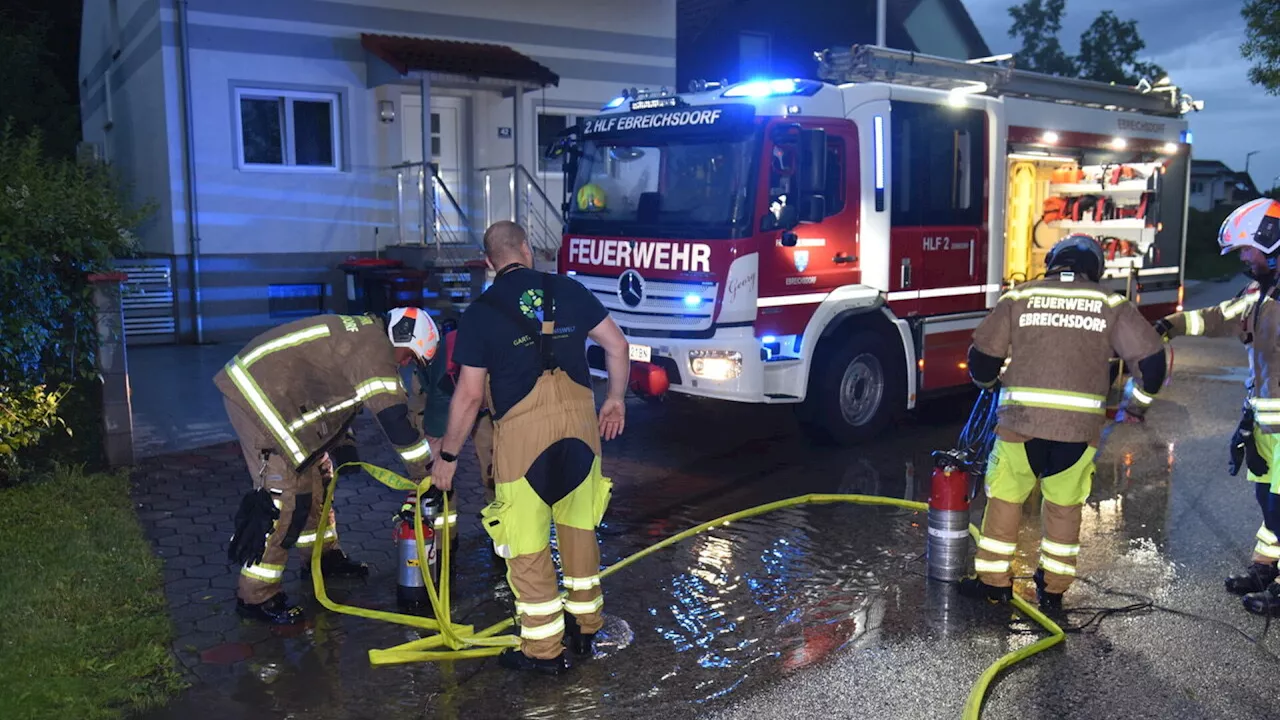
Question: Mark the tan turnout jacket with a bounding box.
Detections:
[971,274,1165,443]
[213,314,432,476]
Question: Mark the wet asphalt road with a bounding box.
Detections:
[137,278,1280,720]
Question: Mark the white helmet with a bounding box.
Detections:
[1218,198,1280,256]
[386,307,440,363]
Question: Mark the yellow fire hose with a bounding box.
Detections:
[313,462,1064,719]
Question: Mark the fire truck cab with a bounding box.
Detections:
[548,45,1203,445]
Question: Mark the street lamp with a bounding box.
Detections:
[1246,150,1260,175]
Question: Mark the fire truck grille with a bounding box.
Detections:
[574,273,718,332]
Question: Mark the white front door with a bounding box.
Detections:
[401,95,465,244]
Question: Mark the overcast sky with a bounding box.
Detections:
[963,0,1280,189]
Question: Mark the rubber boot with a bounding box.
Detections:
[236,592,305,625]
[304,549,369,578]
[1033,569,1064,612]
[497,648,570,676]
[1242,582,1280,616]
[564,612,596,657]
[957,576,1013,604]
[1225,562,1278,595]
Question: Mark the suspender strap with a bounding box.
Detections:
[475,272,560,372]
[538,272,559,371]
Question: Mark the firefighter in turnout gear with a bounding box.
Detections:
[215,307,440,624]
[1155,198,1280,615]
[958,234,1168,610]
[430,221,631,675]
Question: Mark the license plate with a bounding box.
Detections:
[629,343,652,363]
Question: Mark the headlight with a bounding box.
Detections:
[689,350,742,381]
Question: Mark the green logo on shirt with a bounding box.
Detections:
[519,289,550,320]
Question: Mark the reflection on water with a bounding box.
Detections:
[197,504,922,720]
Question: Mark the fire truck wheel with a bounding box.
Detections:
[800,331,902,446]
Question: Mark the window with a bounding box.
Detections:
[235,88,342,171]
[767,136,847,218]
[268,283,325,318]
[1190,181,1204,194]
[824,138,846,216]
[890,101,985,226]
[739,32,771,81]
[566,135,757,240]
[429,112,442,159]
[537,111,581,173]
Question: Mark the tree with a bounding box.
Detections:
[1242,0,1280,95]
[1075,11,1165,85]
[0,17,79,158]
[1007,0,1165,85]
[1008,0,1076,76]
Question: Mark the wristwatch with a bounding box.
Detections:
[438,450,458,463]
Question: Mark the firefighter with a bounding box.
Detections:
[958,234,1168,610]
[1153,197,1280,614]
[216,307,440,625]
[430,220,631,674]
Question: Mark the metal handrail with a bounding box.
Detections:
[388,161,469,227]
[516,164,565,226]
[477,163,566,225]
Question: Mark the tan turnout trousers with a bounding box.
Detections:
[224,397,340,604]
[482,369,613,660]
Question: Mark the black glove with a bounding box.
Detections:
[1229,424,1248,477]
[1230,410,1269,477]
[228,488,280,567]
[1153,317,1173,340]
[280,493,313,549]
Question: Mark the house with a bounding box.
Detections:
[677,0,991,90]
[1189,160,1260,212]
[79,0,675,344]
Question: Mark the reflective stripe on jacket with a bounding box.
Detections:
[1164,280,1278,404]
[213,314,431,476]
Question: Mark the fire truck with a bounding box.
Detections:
[546,45,1204,445]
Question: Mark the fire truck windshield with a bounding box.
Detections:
[566,134,758,240]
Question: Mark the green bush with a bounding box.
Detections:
[0,122,149,481]
[0,384,68,483]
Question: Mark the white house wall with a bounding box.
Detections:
[81,0,674,342]
[80,0,175,256]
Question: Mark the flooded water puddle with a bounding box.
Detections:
[157,503,928,720]
[413,504,928,718]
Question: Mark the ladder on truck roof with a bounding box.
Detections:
[816,45,1203,118]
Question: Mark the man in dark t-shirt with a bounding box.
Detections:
[431,221,630,675]
[451,265,609,419]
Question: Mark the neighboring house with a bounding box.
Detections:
[79,0,675,344]
[1189,160,1260,212]
[677,0,991,89]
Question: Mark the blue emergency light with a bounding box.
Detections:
[683,294,702,307]
[602,96,627,110]
[721,78,822,99]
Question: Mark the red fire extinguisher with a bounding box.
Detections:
[394,491,439,608]
[927,450,971,582]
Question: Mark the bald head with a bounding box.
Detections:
[483,221,532,268]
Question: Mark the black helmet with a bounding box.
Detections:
[1045,234,1105,283]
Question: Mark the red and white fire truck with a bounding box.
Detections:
[547,45,1203,445]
